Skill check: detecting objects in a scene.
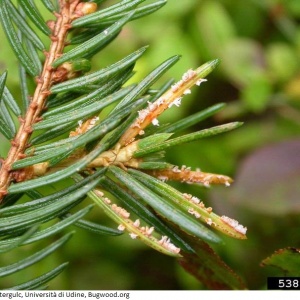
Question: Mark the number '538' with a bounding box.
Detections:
[279,279,299,288]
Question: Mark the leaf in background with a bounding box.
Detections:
[240,73,272,113]
[266,42,298,83]
[195,1,235,60]
[221,139,300,215]
[178,236,247,290]
[222,39,266,87]
[261,247,300,276]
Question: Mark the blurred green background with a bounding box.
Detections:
[1,0,300,290]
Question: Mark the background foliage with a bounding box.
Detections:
[0,0,300,290]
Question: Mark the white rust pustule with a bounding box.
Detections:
[221,216,247,235]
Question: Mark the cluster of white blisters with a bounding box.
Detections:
[135,69,208,129]
[188,207,201,219]
[168,69,207,109]
[152,118,159,126]
[156,165,231,188]
[136,106,160,127]
[118,217,180,255]
[168,97,182,108]
[97,189,181,255]
[96,191,130,222]
[182,192,247,237]
[132,219,155,236]
[220,215,247,235]
[156,165,190,183]
[182,69,197,81]
[206,218,214,226]
[155,168,218,223]
[157,175,168,182]
[87,116,99,130]
[175,165,231,187]
[72,116,99,136]
[196,78,208,86]
[158,236,181,254]
[183,193,214,223]
[183,193,201,204]
[111,203,130,219]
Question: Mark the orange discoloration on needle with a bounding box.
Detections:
[118,68,207,146]
[147,167,233,187]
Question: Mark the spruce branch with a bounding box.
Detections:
[0,0,248,289]
[0,0,89,201]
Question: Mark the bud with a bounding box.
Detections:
[69,58,91,73]
[52,59,91,83]
[80,2,97,15]
[46,20,56,32]
[73,2,97,19]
